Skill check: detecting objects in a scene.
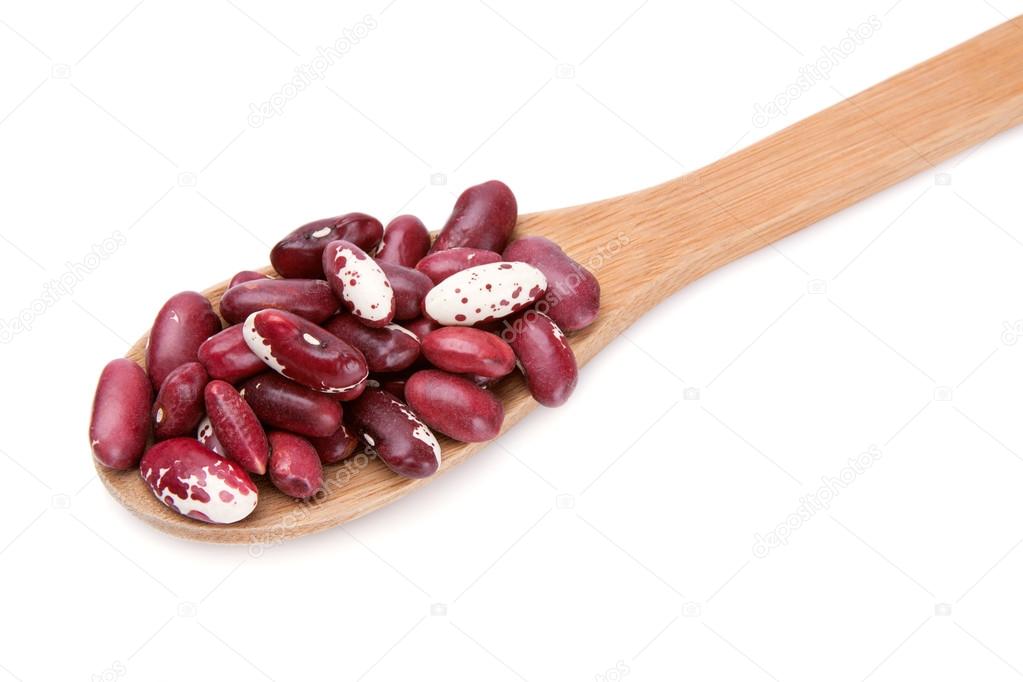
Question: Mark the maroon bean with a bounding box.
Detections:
[347,388,441,478]
[376,215,430,268]
[405,370,504,442]
[403,316,442,339]
[205,380,269,475]
[268,432,323,499]
[228,270,269,288]
[197,325,266,384]
[243,309,368,394]
[270,213,383,278]
[415,247,502,285]
[240,372,341,437]
[322,314,420,373]
[146,291,222,389]
[220,278,339,324]
[152,362,208,439]
[140,438,258,524]
[429,181,517,253]
[503,311,577,407]
[377,261,432,320]
[90,358,151,469]
[421,327,514,378]
[197,416,224,456]
[308,422,359,465]
[322,240,396,327]
[503,236,600,331]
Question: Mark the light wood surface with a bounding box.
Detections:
[97,18,1023,543]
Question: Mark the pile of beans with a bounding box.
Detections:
[89,181,600,524]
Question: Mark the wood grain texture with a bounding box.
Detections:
[97,18,1023,543]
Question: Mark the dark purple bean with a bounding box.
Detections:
[429,181,517,253]
[152,362,208,439]
[90,358,152,469]
[240,372,341,437]
[243,309,368,394]
[268,432,323,499]
[405,370,504,442]
[322,314,420,373]
[415,247,502,285]
[377,261,432,320]
[146,291,221,389]
[347,388,441,478]
[219,278,338,324]
[376,215,430,268]
[308,423,359,465]
[197,325,266,384]
[205,380,269,475]
[270,213,383,278]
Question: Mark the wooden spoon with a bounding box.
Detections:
[97,18,1023,543]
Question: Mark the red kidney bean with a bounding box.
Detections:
[347,388,441,478]
[219,278,338,324]
[376,215,430,268]
[423,262,546,326]
[146,291,222,389]
[197,416,224,455]
[403,316,442,339]
[197,325,265,384]
[228,270,269,288]
[405,370,504,442]
[140,438,258,524]
[503,236,600,332]
[152,362,208,439]
[322,239,395,327]
[503,311,577,407]
[415,247,502,285]
[421,327,515,378]
[205,380,269,475]
[377,260,432,320]
[268,432,323,499]
[322,314,420,373]
[308,422,359,465]
[243,309,368,394]
[90,358,152,469]
[270,213,383,278]
[240,372,341,437]
[429,180,517,254]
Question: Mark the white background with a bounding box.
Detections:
[2,1,1023,680]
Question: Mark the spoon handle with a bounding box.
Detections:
[522,17,1023,335]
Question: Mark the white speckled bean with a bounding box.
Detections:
[322,239,395,327]
[140,438,258,524]
[423,261,546,326]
